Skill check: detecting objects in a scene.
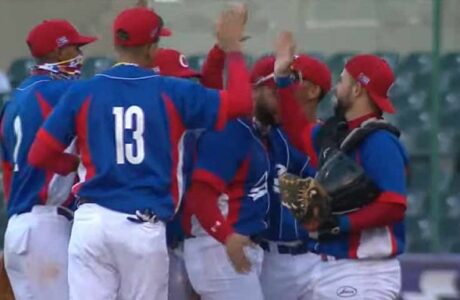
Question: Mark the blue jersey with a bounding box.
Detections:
[0,75,76,217]
[309,125,409,259]
[188,118,270,237]
[166,129,202,247]
[263,126,315,242]
[40,64,229,221]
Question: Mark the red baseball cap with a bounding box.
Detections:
[26,19,97,58]
[113,7,171,47]
[291,54,332,95]
[345,54,396,113]
[152,48,201,78]
[251,56,276,88]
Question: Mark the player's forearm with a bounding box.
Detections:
[28,129,79,175]
[337,201,406,233]
[223,52,253,119]
[186,180,234,244]
[277,81,319,166]
[200,44,225,89]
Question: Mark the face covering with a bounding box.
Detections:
[32,55,83,80]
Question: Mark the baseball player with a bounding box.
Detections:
[181,43,272,300]
[275,32,408,299]
[0,19,96,300]
[182,115,270,300]
[151,47,202,300]
[249,54,335,300]
[194,40,335,299]
[28,6,253,300]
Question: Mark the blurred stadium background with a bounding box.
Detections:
[0,0,459,298]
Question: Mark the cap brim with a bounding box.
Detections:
[73,35,98,46]
[160,27,172,37]
[177,68,201,78]
[370,92,395,114]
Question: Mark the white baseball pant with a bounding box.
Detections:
[168,247,195,300]
[184,235,264,300]
[3,205,72,300]
[306,256,401,300]
[260,241,322,300]
[68,203,169,300]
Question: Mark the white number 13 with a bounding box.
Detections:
[113,106,145,165]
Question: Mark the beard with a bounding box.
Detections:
[333,90,352,119]
[254,100,277,127]
[333,98,346,119]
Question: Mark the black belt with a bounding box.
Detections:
[185,234,263,242]
[77,197,93,206]
[20,205,74,221]
[260,241,309,255]
[57,207,74,221]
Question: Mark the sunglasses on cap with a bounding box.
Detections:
[152,16,164,44]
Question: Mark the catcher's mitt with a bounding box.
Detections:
[278,174,328,222]
[279,173,340,235]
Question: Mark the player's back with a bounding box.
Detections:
[61,64,223,220]
[1,75,74,217]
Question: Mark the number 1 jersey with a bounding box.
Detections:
[0,75,76,217]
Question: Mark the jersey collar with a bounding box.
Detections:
[347,112,382,130]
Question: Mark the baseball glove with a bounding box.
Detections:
[278,173,332,224]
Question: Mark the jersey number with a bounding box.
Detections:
[113,106,145,164]
[12,116,22,172]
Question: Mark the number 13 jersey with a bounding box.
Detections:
[37,64,231,221]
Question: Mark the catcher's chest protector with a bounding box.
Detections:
[315,118,401,213]
[317,117,400,165]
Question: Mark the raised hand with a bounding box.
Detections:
[215,3,248,52]
[274,31,296,77]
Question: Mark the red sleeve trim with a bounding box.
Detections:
[225,52,253,119]
[28,129,78,175]
[278,85,317,165]
[200,44,226,89]
[36,129,66,152]
[375,191,407,207]
[35,92,53,118]
[346,202,406,232]
[215,91,229,130]
[2,161,12,202]
[186,181,234,244]
[192,168,227,192]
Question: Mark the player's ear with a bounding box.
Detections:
[307,84,321,101]
[352,81,364,98]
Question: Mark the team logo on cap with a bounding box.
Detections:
[56,36,69,47]
[357,73,370,85]
[179,55,189,68]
